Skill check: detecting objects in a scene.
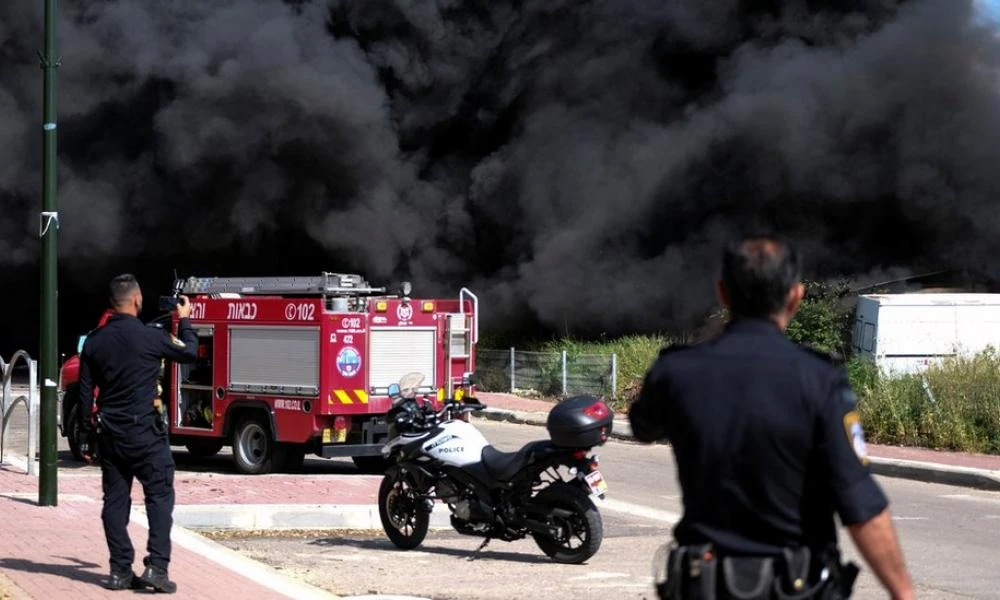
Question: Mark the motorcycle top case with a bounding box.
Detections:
[546,395,614,447]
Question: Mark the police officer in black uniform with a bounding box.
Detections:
[629,236,914,599]
[78,274,197,593]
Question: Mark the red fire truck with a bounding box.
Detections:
[57,272,479,474]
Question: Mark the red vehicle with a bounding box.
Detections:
[57,272,479,474]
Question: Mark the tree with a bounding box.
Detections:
[786,280,854,355]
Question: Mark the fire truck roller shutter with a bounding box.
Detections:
[228,326,320,395]
[369,328,436,392]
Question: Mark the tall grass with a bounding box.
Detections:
[519,335,1000,454]
[852,351,1000,454]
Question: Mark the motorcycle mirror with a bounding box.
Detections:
[387,383,401,398]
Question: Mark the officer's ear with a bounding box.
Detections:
[786,282,805,315]
[715,280,731,311]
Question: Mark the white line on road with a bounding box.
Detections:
[597,497,680,524]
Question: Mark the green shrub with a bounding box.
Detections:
[482,333,1000,453]
[786,280,854,355]
[536,335,672,411]
[854,351,1000,454]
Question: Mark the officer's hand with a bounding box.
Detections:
[176,295,193,319]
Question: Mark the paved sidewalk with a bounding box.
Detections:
[0,458,360,600]
[474,392,1000,491]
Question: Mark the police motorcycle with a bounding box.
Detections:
[377,373,613,564]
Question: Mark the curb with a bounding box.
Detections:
[474,409,1000,491]
[157,503,454,531]
[866,457,1000,492]
[131,510,344,600]
[477,408,637,442]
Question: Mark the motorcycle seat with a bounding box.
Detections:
[480,440,554,481]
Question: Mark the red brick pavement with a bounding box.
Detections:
[0,462,353,599]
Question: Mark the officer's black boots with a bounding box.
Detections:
[106,568,140,591]
[137,564,177,594]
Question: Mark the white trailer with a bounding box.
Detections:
[851,293,1000,375]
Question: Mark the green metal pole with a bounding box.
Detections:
[39,0,60,507]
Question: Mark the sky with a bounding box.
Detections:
[976,0,1000,25]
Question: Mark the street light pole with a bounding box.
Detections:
[39,0,60,507]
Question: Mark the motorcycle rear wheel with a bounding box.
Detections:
[378,473,430,550]
[531,482,603,564]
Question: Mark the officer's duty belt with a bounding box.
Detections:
[655,541,859,600]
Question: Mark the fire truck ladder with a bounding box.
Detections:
[178,273,388,297]
[445,287,479,397]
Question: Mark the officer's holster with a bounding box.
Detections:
[654,542,859,600]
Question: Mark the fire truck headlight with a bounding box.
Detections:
[399,281,412,297]
[421,301,434,312]
[376,301,388,312]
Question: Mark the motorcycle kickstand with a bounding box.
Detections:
[466,537,491,561]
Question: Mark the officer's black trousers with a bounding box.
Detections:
[98,430,175,572]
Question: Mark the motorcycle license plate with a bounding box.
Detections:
[584,470,608,497]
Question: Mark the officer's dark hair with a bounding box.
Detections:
[109,273,140,308]
[720,236,802,319]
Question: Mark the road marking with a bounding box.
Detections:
[342,596,431,600]
[937,493,1000,505]
[566,572,629,581]
[598,497,680,524]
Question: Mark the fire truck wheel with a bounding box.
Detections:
[185,438,225,459]
[352,456,391,474]
[232,415,286,475]
[66,398,87,463]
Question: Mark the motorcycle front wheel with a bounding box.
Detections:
[530,482,603,564]
[378,473,430,550]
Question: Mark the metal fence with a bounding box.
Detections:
[1,351,39,475]
[475,348,617,398]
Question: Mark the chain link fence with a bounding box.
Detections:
[475,348,617,399]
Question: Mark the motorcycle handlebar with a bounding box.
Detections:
[389,396,487,431]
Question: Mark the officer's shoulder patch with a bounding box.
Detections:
[842,410,870,465]
[800,343,844,365]
[170,334,186,348]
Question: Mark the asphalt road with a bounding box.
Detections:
[208,419,1000,599]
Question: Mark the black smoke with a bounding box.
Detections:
[2,0,1000,356]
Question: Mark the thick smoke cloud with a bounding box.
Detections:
[2,0,1000,355]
